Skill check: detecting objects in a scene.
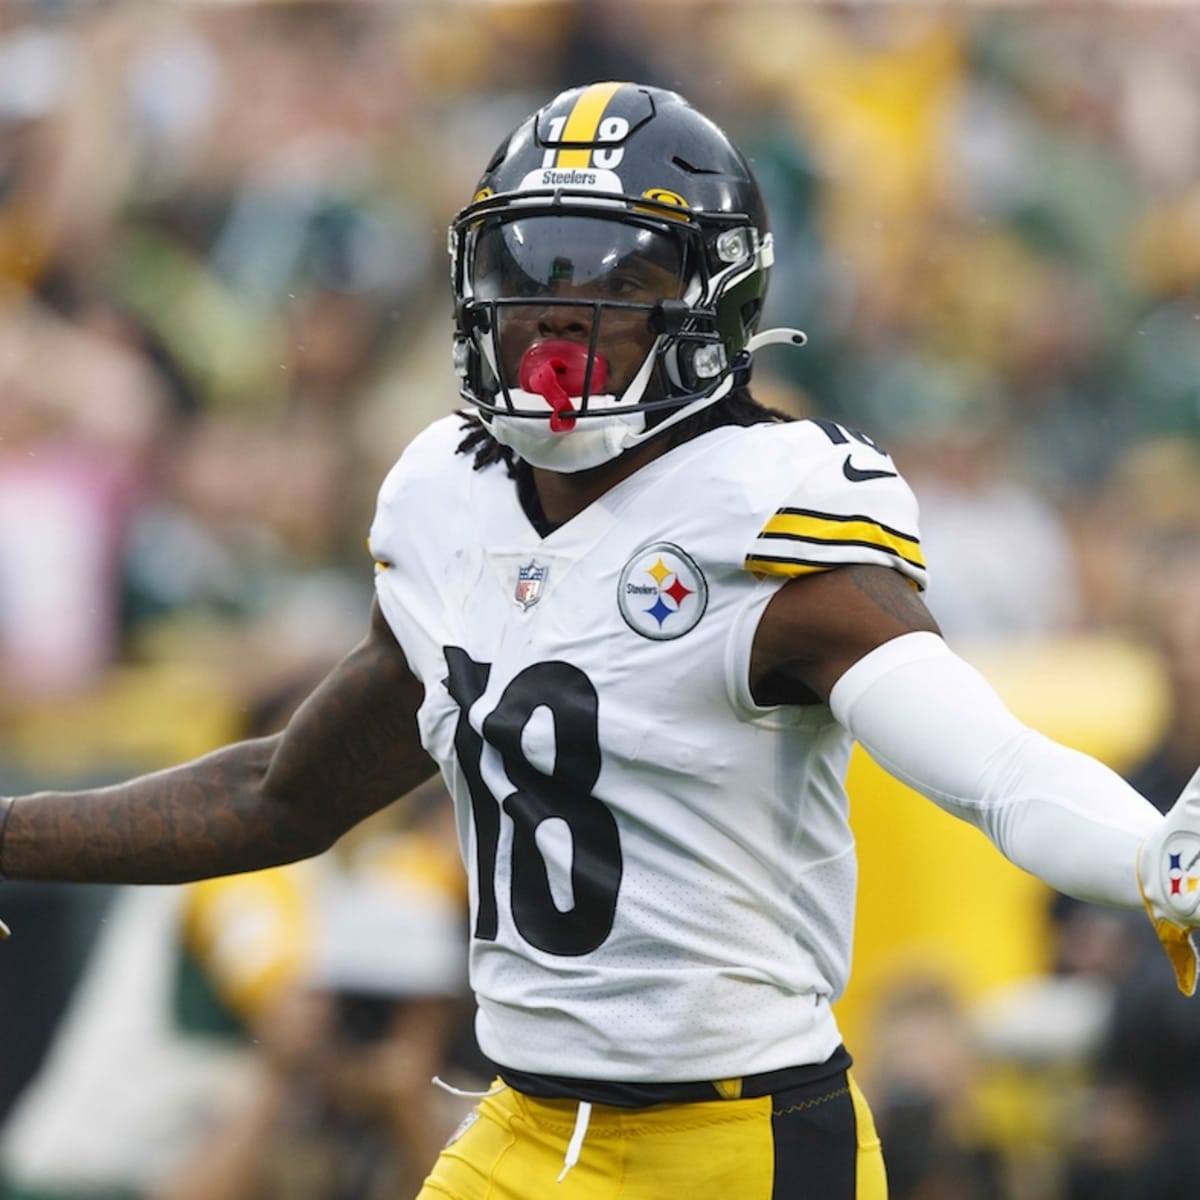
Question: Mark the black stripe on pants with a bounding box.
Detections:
[770,1072,857,1198]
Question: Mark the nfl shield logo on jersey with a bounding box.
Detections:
[514,560,548,610]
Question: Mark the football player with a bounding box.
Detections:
[3,83,1200,1199]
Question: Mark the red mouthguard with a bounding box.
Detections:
[518,341,610,433]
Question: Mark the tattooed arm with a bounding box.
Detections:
[0,600,438,884]
[749,564,941,706]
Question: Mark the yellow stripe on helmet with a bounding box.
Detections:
[555,81,627,168]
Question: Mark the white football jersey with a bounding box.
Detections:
[369,414,926,1082]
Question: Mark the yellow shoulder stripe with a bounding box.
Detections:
[759,510,925,569]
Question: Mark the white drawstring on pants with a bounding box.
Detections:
[556,1100,592,1183]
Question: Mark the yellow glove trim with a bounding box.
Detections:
[1151,916,1197,997]
[1139,843,1199,996]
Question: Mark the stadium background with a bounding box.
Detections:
[0,2,1198,1197]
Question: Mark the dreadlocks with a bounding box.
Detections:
[454,387,796,477]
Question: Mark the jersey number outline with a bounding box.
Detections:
[810,416,886,455]
[444,647,623,957]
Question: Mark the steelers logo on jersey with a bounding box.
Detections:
[618,542,708,640]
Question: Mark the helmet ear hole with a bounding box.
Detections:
[664,339,726,394]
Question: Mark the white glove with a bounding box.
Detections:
[1138,765,1200,996]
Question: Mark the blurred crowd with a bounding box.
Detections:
[0,2,1199,1198]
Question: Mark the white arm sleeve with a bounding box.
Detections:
[829,631,1161,908]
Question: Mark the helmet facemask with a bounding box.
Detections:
[451,189,773,472]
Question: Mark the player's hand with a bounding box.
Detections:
[1138,765,1200,996]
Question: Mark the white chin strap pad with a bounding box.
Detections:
[488,407,647,473]
[487,374,736,474]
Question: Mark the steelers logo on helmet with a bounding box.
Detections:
[618,542,708,641]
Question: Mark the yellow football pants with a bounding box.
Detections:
[417,1073,886,1198]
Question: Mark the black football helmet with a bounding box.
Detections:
[450,82,797,446]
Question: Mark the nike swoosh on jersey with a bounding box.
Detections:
[842,455,898,483]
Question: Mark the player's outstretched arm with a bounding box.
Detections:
[0,600,437,886]
[752,564,1200,988]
